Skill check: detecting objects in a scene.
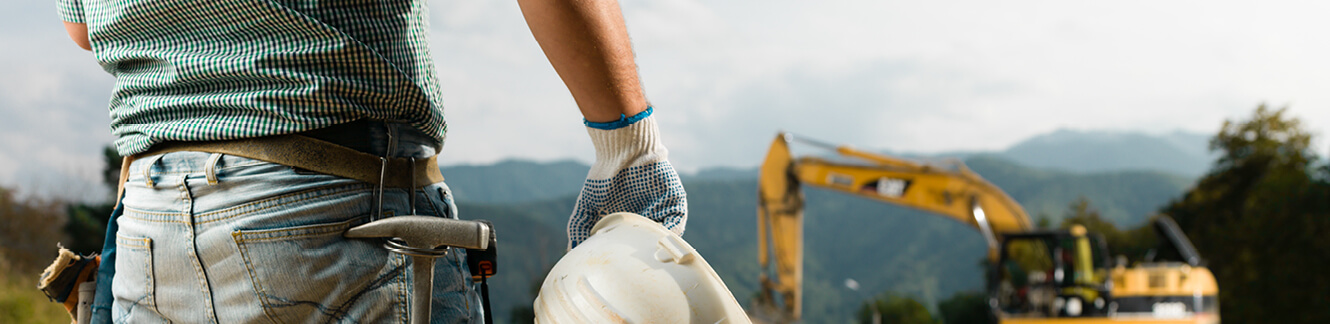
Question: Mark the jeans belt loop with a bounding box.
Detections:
[204,153,223,185]
[139,154,164,188]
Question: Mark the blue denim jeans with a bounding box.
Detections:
[96,124,482,323]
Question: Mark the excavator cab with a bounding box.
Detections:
[992,226,1112,319]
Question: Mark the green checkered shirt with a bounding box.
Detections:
[58,0,446,155]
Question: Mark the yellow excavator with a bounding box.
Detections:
[752,132,1219,324]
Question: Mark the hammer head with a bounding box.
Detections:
[345,215,490,250]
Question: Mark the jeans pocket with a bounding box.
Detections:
[420,183,484,322]
[233,219,409,324]
[422,182,457,220]
[429,249,483,323]
[112,235,158,320]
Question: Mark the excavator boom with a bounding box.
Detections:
[751,132,1219,324]
[755,132,1032,321]
[756,135,804,320]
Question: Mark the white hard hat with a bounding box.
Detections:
[534,212,752,324]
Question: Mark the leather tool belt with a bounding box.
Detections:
[134,134,444,189]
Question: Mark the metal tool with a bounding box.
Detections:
[346,147,495,324]
[345,216,491,324]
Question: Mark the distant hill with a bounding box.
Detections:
[893,129,1214,177]
[965,155,1194,225]
[454,199,569,324]
[684,154,1192,226]
[994,129,1214,177]
[441,160,587,203]
[683,166,757,182]
[440,129,1213,203]
[441,155,1194,323]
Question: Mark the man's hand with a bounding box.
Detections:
[568,109,687,248]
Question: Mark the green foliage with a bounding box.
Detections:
[1162,105,1330,323]
[456,201,567,324]
[965,155,1193,225]
[505,261,545,324]
[62,202,113,254]
[0,144,116,322]
[0,189,71,323]
[1210,105,1315,172]
[60,145,120,254]
[857,293,937,324]
[100,145,122,192]
[0,252,69,324]
[507,306,535,324]
[0,187,68,272]
[937,291,994,324]
[1057,197,1159,264]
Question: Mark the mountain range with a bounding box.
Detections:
[440,129,1210,323]
[901,129,1216,177]
[988,129,1213,177]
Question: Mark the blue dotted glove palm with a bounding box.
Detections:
[568,109,687,248]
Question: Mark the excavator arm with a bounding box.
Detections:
[755,132,1033,321]
[754,132,1219,324]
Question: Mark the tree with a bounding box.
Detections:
[60,146,119,254]
[507,263,552,324]
[1162,105,1330,323]
[857,293,937,324]
[1058,197,1158,264]
[0,187,68,271]
[937,291,994,324]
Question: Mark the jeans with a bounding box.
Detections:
[97,123,481,323]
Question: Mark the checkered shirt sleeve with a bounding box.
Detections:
[57,0,84,23]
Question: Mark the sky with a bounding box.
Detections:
[3,0,1330,200]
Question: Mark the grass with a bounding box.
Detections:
[0,259,71,324]
[0,185,80,323]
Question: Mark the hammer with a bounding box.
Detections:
[345,216,493,324]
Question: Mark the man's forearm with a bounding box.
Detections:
[516,0,648,123]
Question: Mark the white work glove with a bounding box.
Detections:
[568,107,687,248]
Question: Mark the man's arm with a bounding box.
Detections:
[516,0,688,248]
[64,22,92,51]
[516,0,648,122]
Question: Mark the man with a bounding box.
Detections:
[57,0,687,322]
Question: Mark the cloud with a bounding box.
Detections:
[0,1,117,200]
[648,57,1028,169]
[426,1,596,166]
[4,0,1330,193]
[619,0,1330,166]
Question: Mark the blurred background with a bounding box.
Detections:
[2,0,1328,323]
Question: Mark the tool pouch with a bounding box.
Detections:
[466,220,497,324]
[37,247,100,323]
[466,220,498,281]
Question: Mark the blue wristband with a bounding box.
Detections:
[584,107,653,130]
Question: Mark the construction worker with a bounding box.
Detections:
[55,0,687,322]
